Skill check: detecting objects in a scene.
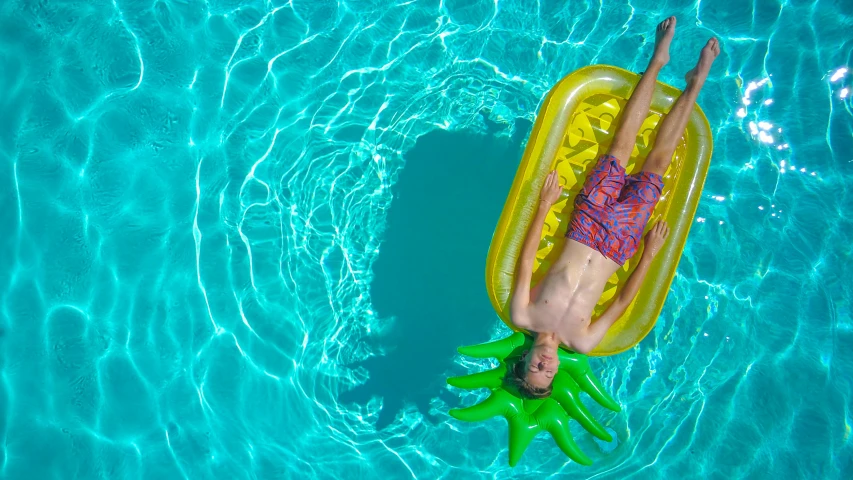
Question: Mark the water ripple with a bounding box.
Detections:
[1,0,851,478]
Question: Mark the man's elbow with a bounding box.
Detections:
[613,295,632,312]
[572,330,603,355]
[572,341,593,355]
[510,308,531,330]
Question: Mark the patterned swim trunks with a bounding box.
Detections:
[566,155,664,265]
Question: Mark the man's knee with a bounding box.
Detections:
[606,140,634,165]
[643,151,671,174]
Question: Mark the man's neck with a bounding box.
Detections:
[533,331,559,348]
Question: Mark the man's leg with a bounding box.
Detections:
[607,16,676,167]
[643,38,721,176]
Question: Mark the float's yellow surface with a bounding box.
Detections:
[486,65,713,356]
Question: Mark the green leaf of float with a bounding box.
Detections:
[535,400,593,466]
[550,374,611,441]
[575,370,621,413]
[557,348,621,412]
[507,412,540,467]
[446,364,506,390]
[448,332,619,466]
[449,388,521,422]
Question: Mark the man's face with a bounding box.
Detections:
[523,345,560,389]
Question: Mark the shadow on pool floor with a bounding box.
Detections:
[339,117,532,429]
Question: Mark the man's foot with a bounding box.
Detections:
[685,37,720,88]
[652,16,676,66]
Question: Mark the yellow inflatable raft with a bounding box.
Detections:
[486,65,713,356]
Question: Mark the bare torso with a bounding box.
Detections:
[527,240,620,351]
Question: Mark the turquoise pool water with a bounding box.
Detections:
[1,0,851,478]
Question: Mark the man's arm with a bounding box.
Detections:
[509,171,562,327]
[573,221,670,353]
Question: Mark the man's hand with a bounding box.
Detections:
[540,170,562,207]
[643,221,670,258]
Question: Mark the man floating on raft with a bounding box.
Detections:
[448,16,721,466]
[507,17,719,397]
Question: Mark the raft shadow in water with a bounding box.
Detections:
[340,117,532,429]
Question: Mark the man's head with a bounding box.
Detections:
[506,336,560,398]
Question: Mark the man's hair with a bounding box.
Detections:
[505,358,552,399]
